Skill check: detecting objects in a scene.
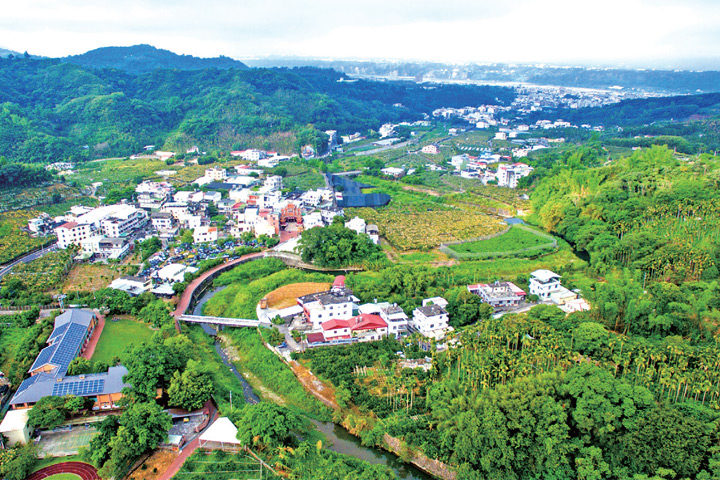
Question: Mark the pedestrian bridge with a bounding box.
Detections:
[178,314,271,328]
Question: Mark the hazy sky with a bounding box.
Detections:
[2,0,720,68]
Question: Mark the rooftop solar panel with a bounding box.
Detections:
[52,379,105,397]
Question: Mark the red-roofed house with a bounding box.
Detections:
[306,332,326,344]
[321,319,352,340]
[332,275,346,289]
[349,314,388,341]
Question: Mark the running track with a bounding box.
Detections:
[25,461,99,480]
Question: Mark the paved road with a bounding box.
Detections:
[0,243,57,282]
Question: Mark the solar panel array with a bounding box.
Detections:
[50,322,88,373]
[52,379,105,397]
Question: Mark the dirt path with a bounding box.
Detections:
[288,360,339,410]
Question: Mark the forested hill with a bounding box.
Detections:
[530,91,720,127]
[62,44,249,74]
[0,56,515,163]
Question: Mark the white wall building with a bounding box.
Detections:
[411,303,449,338]
[205,168,228,181]
[345,216,366,235]
[529,269,562,300]
[193,226,218,244]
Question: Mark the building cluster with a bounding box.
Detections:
[451,153,534,188]
[54,204,149,260]
[295,277,453,346]
[465,270,589,314]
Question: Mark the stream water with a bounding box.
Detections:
[191,287,434,480]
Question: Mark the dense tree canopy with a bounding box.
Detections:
[298,222,385,268]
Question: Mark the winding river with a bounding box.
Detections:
[192,287,434,480]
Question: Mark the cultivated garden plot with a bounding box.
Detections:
[348,204,505,251]
[0,210,55,264]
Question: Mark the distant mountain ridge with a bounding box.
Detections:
[246,57,720,94]
[62,44,249,74]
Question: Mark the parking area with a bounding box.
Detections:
[37,425,98,457]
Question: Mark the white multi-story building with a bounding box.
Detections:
[56,222,93,248]
[496,163,534,189]
[411,301,449,338]
[162,203,189,220]
[150,212,175,232]
[529,269,562,299]
[380,304,409,336]
[193,226,218,244]
[297,277,358,330]
[100,208,147,238]
[55,205,146,249]
[231,149,266,161]
[302,212,324,230]
[421,145,439,154]
[205,168,228,181]
[264,176,283,191]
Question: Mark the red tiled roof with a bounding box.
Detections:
[321,319,351,331]
[59,221,79,229]
[333,275,346,287]
[306,332,326,344]
[350,314,387,331]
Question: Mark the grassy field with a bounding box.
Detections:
[90,317,155,366]
[0,184,86,214]
[205,268,333,319]
[398,251,441,263]
[349,204,505,251]
[32,455,82,472]
[448,225,552,254]
[62,264,136,292]
[264,282,331,309]
[43,474,79,480]
[0,325,29,376]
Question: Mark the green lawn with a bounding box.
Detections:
[399,251,438,263]
[32,455,82,472]
[448,225,553,254]
[0,326,28,375]
[90,318,155,366]
[45,474,80,480]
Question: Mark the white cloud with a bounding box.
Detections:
[0,0,718,67]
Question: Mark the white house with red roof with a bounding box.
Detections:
[320,313,388,343]
[297,276,359,329]
[321,319,352,341]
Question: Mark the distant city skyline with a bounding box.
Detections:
[2,0,720,70]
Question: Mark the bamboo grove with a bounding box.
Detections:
[533,145,720,283]
[435,314,720,410]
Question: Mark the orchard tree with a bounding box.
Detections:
[168,359,214,410]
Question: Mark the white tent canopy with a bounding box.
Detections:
[199,417,241,447]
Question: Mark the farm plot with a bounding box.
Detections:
[263,282,331,309]
[1,248,73,295]
[62,264,137,292]
[446,225,557,259]
[0,210,55,264]
[348,204,505,251]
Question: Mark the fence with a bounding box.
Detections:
[0,304,59,312]
[439,224,557,260]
